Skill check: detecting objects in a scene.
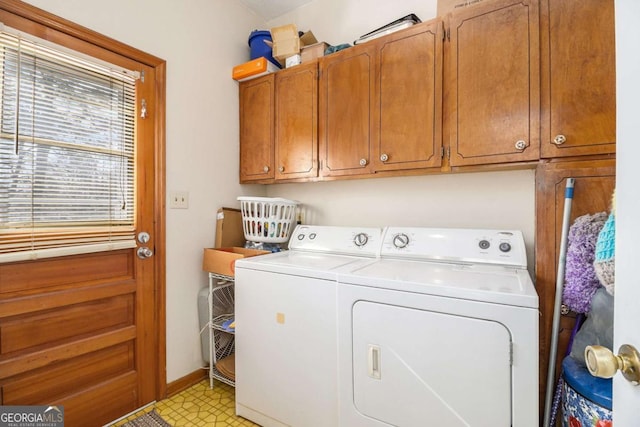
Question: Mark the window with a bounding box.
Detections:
[0,26,139,262]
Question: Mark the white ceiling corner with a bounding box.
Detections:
[239,0,313,21]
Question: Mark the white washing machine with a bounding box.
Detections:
[337,227,539,427]
[234,225,382,427]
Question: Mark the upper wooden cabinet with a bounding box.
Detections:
[446,0,540,167]
[240,63,319,183]
[319,43,377,177]
[373,21,443,172]
[239,74,275,183]
[319,20,443,178]
[275,62,318,180]
[540,0,616,158]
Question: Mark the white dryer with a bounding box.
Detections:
[234,225,382,427]
[337,227,539,427]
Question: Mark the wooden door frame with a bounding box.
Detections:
[0,0,167,400]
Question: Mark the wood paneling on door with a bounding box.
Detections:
[0,2,166,426]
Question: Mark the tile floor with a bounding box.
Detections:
[110,379,258,427]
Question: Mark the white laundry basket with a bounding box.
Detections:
[237,197,299,243]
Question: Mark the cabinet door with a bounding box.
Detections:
[374,20,443,172]
[540,0,615,158]
[447,0,540,167]
[535,159,615,417]
[319,44,377,177]
[239,75,274,183]
[275,62,318,180]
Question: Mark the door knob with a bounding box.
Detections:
[585,344,640,385]
[137,247,154,259]
[359,158,368,167]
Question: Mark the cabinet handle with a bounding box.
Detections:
[359,158,368,167]
[263,166,270,173]
[278,166,285,173]
[380,153,389,162]
[552,134,567,145]
[515,140,527,150]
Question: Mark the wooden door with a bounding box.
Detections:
[319,44,377,177]
[540,0,616,158]
[535,159,615,417]
[373,20,444,172]
[240,75,275,183]
[275,61,318,180]
[446,0,540,167]
[0,4,165,427]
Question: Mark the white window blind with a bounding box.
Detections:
[0,26,139,263]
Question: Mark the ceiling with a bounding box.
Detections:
[239,0,313,21]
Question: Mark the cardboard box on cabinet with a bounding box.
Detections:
[269,24,319,67]
[301,42,329,63]
[202,247,269,277]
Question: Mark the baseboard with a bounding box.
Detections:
[166,368,207,397]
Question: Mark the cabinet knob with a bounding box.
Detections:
[263,166,270,173]
[359,158,368,167]
[515,140,527,150]
[552,134,567,145]
[380,153,389,162]
[278,166,285,173]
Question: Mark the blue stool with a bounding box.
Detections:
[562,356,612,426]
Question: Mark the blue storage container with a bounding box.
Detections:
[248,30,280,68]
[562,356,612,426]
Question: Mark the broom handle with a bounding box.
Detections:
[543,177,575,426]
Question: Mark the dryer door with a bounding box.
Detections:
[352,301,512,426]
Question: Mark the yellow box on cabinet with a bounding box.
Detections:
[232,57,278,81]
[202,247,269,277]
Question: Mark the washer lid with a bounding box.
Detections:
[339,259,538,308]
[235,250,377,280]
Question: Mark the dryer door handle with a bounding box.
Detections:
[368,344,381,380]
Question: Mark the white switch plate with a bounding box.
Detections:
[169,191,189,209]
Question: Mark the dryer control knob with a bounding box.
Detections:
[499,242,512,252]
[393,233,410,249]
[354,233,369,247]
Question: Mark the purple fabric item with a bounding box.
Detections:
[562,212,608,313]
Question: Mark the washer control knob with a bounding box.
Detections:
[479,239,491,250]
[297,234,305,240]
[499,242,512,252]
[353,233,369,247]
[309,233,317,240]
[393,233,410,249]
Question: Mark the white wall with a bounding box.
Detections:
[21,0,536,383]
